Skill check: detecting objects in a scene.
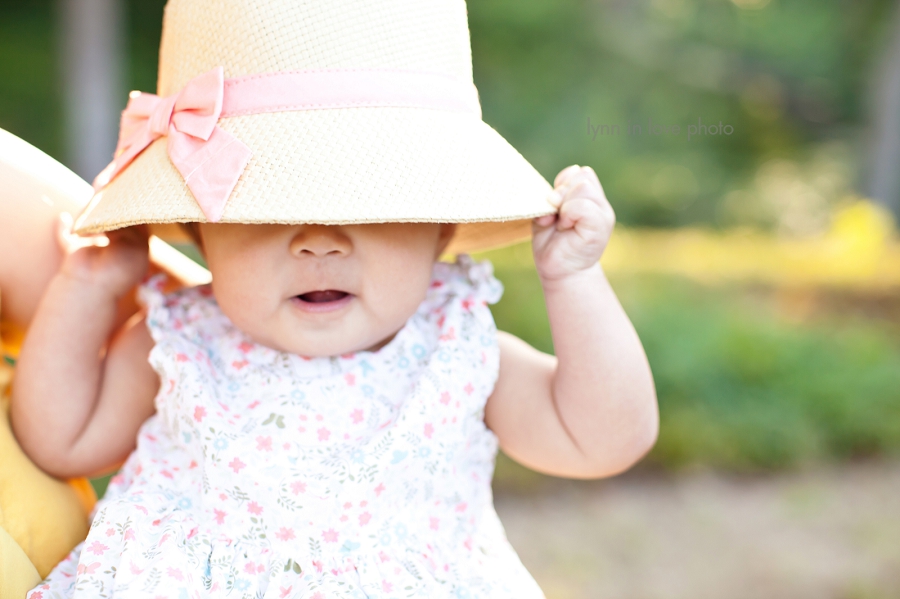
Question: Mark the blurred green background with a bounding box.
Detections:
[3,0,900,494]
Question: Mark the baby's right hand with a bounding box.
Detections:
[56,213,150,297]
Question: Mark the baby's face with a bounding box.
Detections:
[197,222,456,357]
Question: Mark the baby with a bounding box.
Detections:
[8,0,657,597]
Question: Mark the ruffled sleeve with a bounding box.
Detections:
[428,254,504,308]
[137,273,222,346]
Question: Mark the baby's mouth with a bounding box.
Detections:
[296,290,349,303]
[291,289,354,314]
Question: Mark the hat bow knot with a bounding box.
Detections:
[93,66,251,222]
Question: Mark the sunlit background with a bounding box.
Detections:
[2,0,900,597]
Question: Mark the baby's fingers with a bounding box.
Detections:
[554,164,582,188]
[56,212,109,254]
[557,197,610,235]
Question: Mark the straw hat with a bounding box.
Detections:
[73,0,557,254]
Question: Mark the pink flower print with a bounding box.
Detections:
[167,567,184,581]
[213,509,226,525]
[176,353,189,362]
[379,551,390,562]
[279,587,293,599]
[316,414,324,421]
[464,382,474,395]
[275,527,295,541]
[247,502,263,515]
[238,341,254,353]
[350,409,364,424]
[456,502,468,513]
[244,562,259,575]
[311,593,325,599]
[382,580,394,593]
[30,593,43,599]
[374,483,385,497]
[283,442,291,450]
[343,502,352,509]
[440,392,451,405]
[424,423,434,439]
[124,528,136,541]
[248,400,261,409]
[229,457,246,473]
[345,373,356,386]
[430,517,440,530]
[322,528,339,543]
[359,512,372,526]
[77,562,100,575]
[360,500,368,507]
[312,560,323,573]
[86,541,108,555]
[290,481,306,495]
[106,527,115,537]
[232,359,249,370]
[299,414,307,421]
[340,514,348,522]
[317,427,331,441]
[256,436,273,451]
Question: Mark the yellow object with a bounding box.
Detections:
[0,292,96,598]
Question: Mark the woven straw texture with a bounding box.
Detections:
[74,0,557,253]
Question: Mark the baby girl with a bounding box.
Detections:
[9,0,657,597]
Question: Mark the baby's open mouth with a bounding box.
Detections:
[296,290,350,303]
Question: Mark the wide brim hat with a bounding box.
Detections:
[73,0,557,255]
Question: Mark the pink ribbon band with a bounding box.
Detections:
[222,68,482,119]
[93,66,482,223]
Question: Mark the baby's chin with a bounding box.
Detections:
[238,323,401,358]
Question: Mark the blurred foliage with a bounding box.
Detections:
[1,0,897,229]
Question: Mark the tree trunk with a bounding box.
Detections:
[866,0,900,219]
[59,0,126,182]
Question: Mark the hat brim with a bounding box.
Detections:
[73,107,556,254]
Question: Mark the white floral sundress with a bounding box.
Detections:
[28,256,546,599]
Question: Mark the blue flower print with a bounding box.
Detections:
[393,523,408,540]
[350,449,365,464]
[213,437,229,450]
[234,579,251,591]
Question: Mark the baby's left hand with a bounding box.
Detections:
[532,165,615,283]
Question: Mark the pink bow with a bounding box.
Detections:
[93,66,252,222]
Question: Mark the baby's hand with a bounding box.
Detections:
[532,165,615,283]
[56,213,150,297]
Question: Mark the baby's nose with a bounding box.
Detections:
[288,225,352,258]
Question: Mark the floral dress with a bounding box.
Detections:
[28,256,546,599]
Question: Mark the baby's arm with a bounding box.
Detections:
[485,166,658,479]
[10,224,160,479]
